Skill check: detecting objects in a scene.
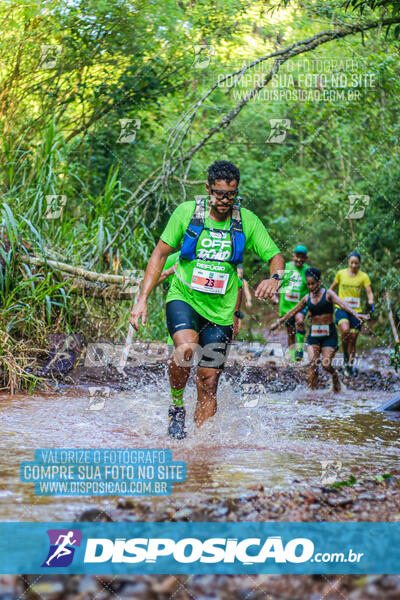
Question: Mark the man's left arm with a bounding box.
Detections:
[242,212,285,300]
[254,252,285,299]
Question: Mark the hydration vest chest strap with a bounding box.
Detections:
[179,196,245,264]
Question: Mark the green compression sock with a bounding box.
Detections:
[295,330,306,352]
[289,348,296,361]
[170,386,184,407]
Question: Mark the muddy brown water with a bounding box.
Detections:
[0,350,399,522]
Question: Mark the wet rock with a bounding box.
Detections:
[74,576,99,596]
[26,581,64,599]
[245,510,260,520]
[0,589,19,600]
[151,575,179,594]
[76,508,113,522]
[173,507,195,521]
[88,591,110,600]
[0,576,20,599]
[227,511,238,520]
[118,583,149,597]
[248,484,264,492]
[212,505,229,518]
[325,495,354,508]
[357,493,377,501]
[238,491,259,503]
[117,497,134,509]
[301,492,318,505]
[348,574,400,599]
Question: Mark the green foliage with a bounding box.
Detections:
[1,0,400,373]
[330,475,357,488]
[390,342,400,372]
[344,0,400,16]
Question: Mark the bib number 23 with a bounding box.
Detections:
[191,267,229,294]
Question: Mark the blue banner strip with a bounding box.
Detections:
[0,522,399,574]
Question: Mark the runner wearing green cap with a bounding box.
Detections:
[277,245,310,361]
[130,160,284,439]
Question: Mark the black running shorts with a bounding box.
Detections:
[166,300,233,369]
[306,323,339,349]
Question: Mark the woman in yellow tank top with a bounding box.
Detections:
[330,251,374,377]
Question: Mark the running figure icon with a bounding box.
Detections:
[45,531,77,566]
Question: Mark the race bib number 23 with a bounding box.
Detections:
[191,267,229,294]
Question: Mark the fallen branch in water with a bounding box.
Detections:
[20,255,141,287]
[67,278,136,300]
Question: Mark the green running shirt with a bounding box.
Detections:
[163,251,243,289]
[163,251,180,285]
[278,260,310,317]
[160,200,280,325]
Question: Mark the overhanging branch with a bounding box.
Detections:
[101,16,400,260]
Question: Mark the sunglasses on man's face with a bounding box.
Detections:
[210,188,239,201]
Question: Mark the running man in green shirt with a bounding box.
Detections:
[277,245,310,362]
[130,160,284,438]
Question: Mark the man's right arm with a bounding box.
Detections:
[130,240,175,330]
[156,266,175,286]
[139,241,174,300]
[130,204,189,330]
[155,250,180,286]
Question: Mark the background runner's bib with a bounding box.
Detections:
[334,269,371,313]
[191,267,229,294]
[285,290,300,302]
[344,296,360,309]
[311,324,330,337]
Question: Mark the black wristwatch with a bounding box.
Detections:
[234,310,243,319]
[271,273,282,280]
